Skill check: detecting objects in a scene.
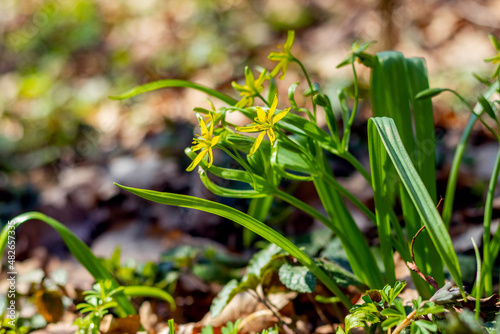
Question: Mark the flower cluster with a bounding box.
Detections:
[186,32,296,171]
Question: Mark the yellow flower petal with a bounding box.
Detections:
[199,118,208,134]
[191,142,205,151]
[211,135,220,147]
[268,96,278,121]
[186,150,208,171]
[272,107,290,124]
[207,148,214,168]
[256,107,267,123]
[249,131,267,156]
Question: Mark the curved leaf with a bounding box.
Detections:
[109,79,238,105]
[368,117,464,295]
[115,183,352,308]
[0,212,136,316]
[123,286,176,310]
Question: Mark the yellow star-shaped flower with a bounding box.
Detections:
[236,96,290,156]
[268,30,295,80]
[186,114,220,171]
[232,67,267,108]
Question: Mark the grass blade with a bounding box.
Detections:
[0,212,136,316]
[115,183,353,308]
[109,79,238,105]
[123,286,176,310]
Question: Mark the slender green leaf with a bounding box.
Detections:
[368,120,396,284]
[415,88,448,100]
[109,79,238,105]
[0,212,136,316]
[406,58,443,287]
[478,95,498,124]
[116,184,352,308]
[442,80,500,227]
[312,168,384,288]
[122,286,176,310]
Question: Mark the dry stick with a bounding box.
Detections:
[407,225,438,290]
[406,197,445,291]
[395,198,444,333]
[246,290,289,329]
[306,294,336,333]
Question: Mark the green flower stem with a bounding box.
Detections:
[292,58,317,122]
[339,151,372,186]
[256,92,270,107]
[319,171,376,223]
[272,188,332,228]
[480,147,500,296]
[313,149,383,287]
[245,195,274,247]
[442,114,477,228]
[442,81,500,227]
[446,89,499,141]
[217,146,258,188]
[341,56,360,151]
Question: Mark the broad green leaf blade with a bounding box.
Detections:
[406,57,443,287]
[109,79,238,105]
[210,279,239,317]
[122,286,176,310]
[368,117,464,294]
[371,51,441,295]
[371,52,414,156]
[278,264,316,293]
[115,184,352,308]
[405,58,437,202]
[0,212,136,316]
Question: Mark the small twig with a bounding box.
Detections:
[307,294,336,333]
[246,290,289,328]
[406,198,444,290]
[407,225,438,290]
